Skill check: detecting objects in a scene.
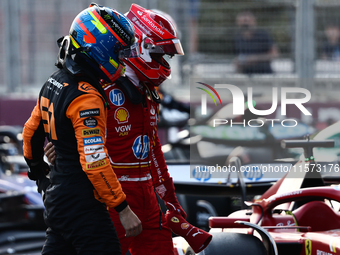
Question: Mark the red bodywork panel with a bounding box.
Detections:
[209,186,340,255]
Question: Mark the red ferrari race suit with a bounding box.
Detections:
[105,76,182,255]
[23,68,127,254]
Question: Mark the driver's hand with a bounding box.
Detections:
[118,205,142,237]
[44,142,56,165]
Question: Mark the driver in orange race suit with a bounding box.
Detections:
[22,4,142,254]
[45,4,187,255]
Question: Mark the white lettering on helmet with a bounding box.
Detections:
[141,15,164,35]
[134,19,151,36]
[111,20,132,43]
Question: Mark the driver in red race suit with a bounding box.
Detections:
[44,4,186,254]
[23,4,142,254]
[105,5,186,254]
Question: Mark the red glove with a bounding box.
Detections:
[155,178,187,219]
[165,203,212,253]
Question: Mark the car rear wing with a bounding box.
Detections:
[281,139,334,160]
[281,140,334,149]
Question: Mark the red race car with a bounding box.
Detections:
[174,139,340,255]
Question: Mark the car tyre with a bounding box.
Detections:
[197,232,267,255]
[185,247,195,255]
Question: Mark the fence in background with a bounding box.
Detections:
[1,0,340,100]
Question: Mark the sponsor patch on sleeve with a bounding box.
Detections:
[82,128,101,137]
[85,152,106,163]
[83,136,103,146]
[79,83,98,93]
[79,108,100,118]
[86,159,107,170]
[83,117,98,128]
[84,145,104,154]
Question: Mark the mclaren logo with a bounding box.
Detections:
[48,78,68,90]
[79,83,97,92]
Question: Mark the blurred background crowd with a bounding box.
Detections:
[1,0,340,101]
[0,0,340,129]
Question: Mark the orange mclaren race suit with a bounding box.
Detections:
[104,76,184,255]
[23,68,127,255]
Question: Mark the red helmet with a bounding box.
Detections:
[124,4,184,87]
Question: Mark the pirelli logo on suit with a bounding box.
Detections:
[82,128,101,137]
[86,159,107,170]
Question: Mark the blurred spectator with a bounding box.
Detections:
[233,11,279,74]
[321,23,340,61]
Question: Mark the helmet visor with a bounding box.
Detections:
[144,38,184,56]
[119,39,140,59]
